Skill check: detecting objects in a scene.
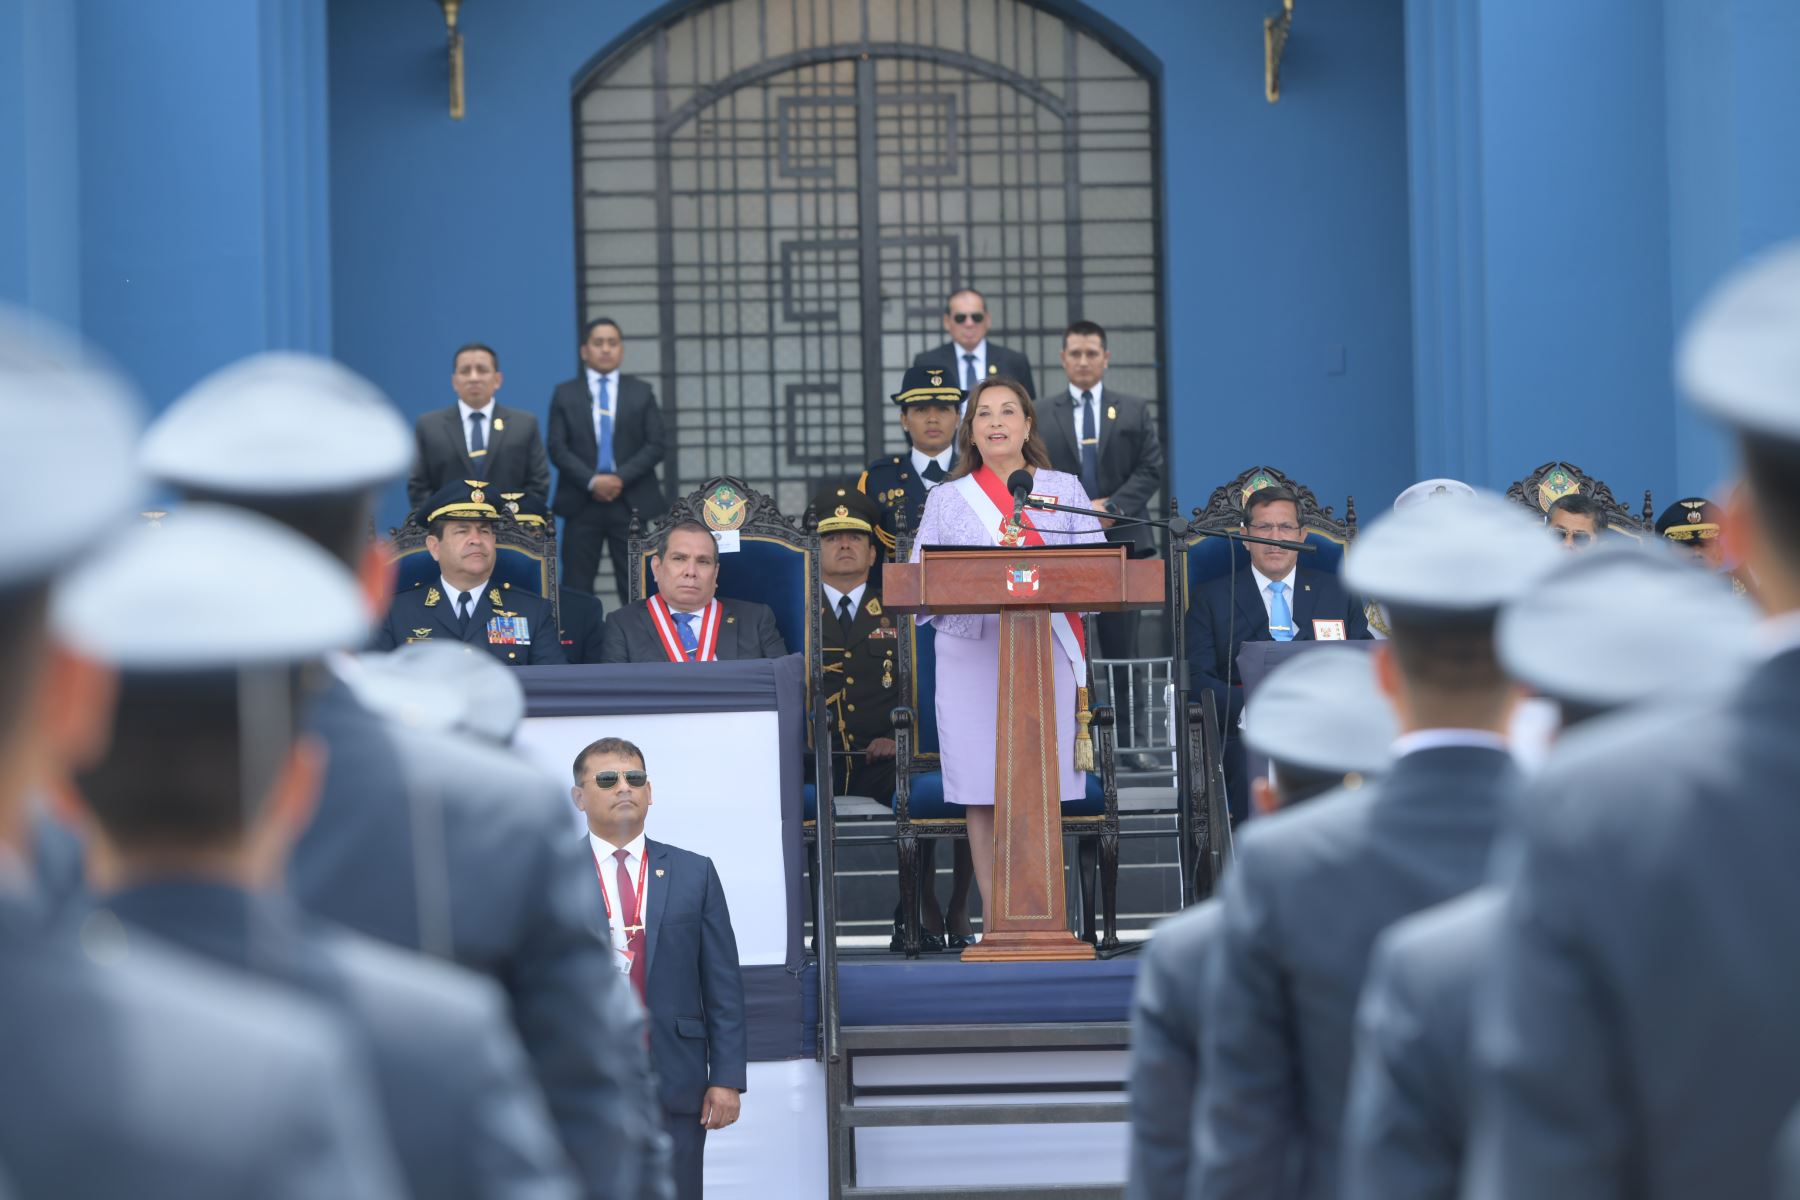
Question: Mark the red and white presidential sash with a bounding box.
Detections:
[646,594,721,663]
[951,468,1088,676]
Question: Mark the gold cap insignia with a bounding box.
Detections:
[425,587,441,607]
[927,369,944,386]
[470,488,485,505]
[835,505,849,518]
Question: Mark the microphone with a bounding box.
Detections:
[1006,469,1033,530]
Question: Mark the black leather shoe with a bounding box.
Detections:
[888,928,947,953]
[945,931,974,950]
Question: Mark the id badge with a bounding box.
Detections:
[1312,619,1347,641]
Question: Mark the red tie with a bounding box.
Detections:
[614,848,648,1004]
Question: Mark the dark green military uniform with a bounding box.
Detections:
[817,485,902,801]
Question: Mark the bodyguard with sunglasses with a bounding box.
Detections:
[571,737,746,1200]
[912,287,1038,400]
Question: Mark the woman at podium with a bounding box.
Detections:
[910,376,1104,928]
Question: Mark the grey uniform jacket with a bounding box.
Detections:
[600,596,788,663]
[291,673,671,1200]
[1037,387,1165,556]
[1340,888,1501,1200]
[0,889,403,1199]
[1191,745,1518,1200]
[1465,648,1800,1200]
[1127,900,1222,1200]
[106,881,577,1200]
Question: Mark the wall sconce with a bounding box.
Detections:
[1265,0,1293,103]
[437,0,466,119]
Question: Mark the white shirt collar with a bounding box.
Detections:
[456,397,495,424]
[589,830,647,863]
[1250,564,1298,595]
[956,339,988,365]
[823,581,868,614]
[910,447,953,480]
[586,367,619,400]
[1390,729,1510,758]
[1758,611,1800,660]
[440,575,491,610]
[1067,380,1105,406]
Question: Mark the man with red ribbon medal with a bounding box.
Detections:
[572,737,746,1200]
[600,519,789,663]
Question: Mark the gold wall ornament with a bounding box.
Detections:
[437,0,466,120]
[1265,0,1293,104]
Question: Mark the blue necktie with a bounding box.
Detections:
[672,611,698,659]
[1078,391,1100,496]
[1268,580,1295,642]
[963,353,978,392]
[468,410,486,458]
[595,376,615,473]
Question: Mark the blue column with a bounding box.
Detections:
[75,0,331,408]
[0,0,82,326]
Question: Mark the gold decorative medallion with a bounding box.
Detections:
[470,487,486,505]
[701,482,749,531]
[425,587,442,607]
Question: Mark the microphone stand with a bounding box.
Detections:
[1023,496,1314,904]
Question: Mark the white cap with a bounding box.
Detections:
[53,504,368,671]
[1393,478,1476,511]
[1345,491,1562,616]
[142,352,411,497]
[346,642,525,746]
[1678,240,1800,444]
[1241,647,1395,776]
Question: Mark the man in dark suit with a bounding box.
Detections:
[601,520,787,663]
[57,506,577,1200]
[858,365,962,555]
[1461,243,1800,1200]
[374,480,565,666]
[140,351,672,1200]
[407,343,551,511]
[912,287,1036,399]
[572,737,746,1200]
[548,318,669,600]
[1184,485,1371,819]
[1191,492,1559,1200]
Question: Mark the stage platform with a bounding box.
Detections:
[812,954,1140,1029]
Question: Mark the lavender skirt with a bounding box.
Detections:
[933,614,1084,807]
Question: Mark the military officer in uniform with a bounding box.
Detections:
[1127,648,1394,1200]
[1340,545,1756,1200]
[140,351,672,1200]
[859,365,963,555]
[1655,494,1726,567]
[374,479,567,666]
[1191,493,1559,1200]
[1463,242,1800,1200]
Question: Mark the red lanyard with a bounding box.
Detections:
[592,846,650,934]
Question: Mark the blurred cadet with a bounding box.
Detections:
[56,507,577,1200]
[1392,478,1476,510]
[600,520,787,663]
[1656,494,1728,569]
[1544,492,1606,550]
[571,737,746,1200]
[1185,485,1371,821]
[859,365,962,553]
[1127,648,1393,1200]
[1464,240,1800,1199]
[1342,544,1755,1200]
[913,286,1037,398]
[503,492,607,663]
[548,318,669,600]
[374,479,566,666]
[349,641,527,747]
[1191,492,1557,1200]
[1777,1105,1800,1200]
[0,319,402,1199]
[407,342,551,512]
[142,351,673,1200]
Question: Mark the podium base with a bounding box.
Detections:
[961,930,1097,963]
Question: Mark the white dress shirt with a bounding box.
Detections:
[1249,565,1299,631]
[822,582,868,622]
[955,339,989,390]
[587,830,649,981]
[457,398,496,458]
[439,575,491,622]
[909,447,953,488]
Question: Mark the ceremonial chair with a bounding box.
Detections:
[387,512,562,633]
[887,529,1123,957]
[1506,460,1654,536]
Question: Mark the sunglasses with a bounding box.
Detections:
[593,770,648,789]
[950,311,987,324]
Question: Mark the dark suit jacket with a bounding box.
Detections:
[1126,900,1221,1200]
[546,374,668,519]
[293,675,669,1200]
[607,838,748,1114]
[1340,887,1499,1200]
[913,340,1037,399]
[1039,386,1164,555]
[105,881,573,1200]
[1194,745,1518,1200]
[373,579,565,666]
[1465,648,1800,1200]
[1185,566,1371,729]
[407,404,551,511]
[559,587,607,665]
[600,597,787,664]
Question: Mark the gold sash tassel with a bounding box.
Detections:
[1074,685,1095,772]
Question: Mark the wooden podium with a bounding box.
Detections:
[884,544,1165,961]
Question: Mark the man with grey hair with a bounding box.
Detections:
[600,520,787,663]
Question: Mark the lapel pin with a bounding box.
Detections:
[1107,404,1116,420]
[655,869,665,877]
[492,417,505,431]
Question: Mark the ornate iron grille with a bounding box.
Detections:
[573,0,1163,516]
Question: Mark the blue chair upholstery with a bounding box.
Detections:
[1180,466,1355,612]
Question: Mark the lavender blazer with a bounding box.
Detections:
[910,467,1105,640]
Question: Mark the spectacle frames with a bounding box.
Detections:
[1552,528,1596,546]
[950,312,988,325]
[593,770,648,789]
[1246,522,1302,537]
